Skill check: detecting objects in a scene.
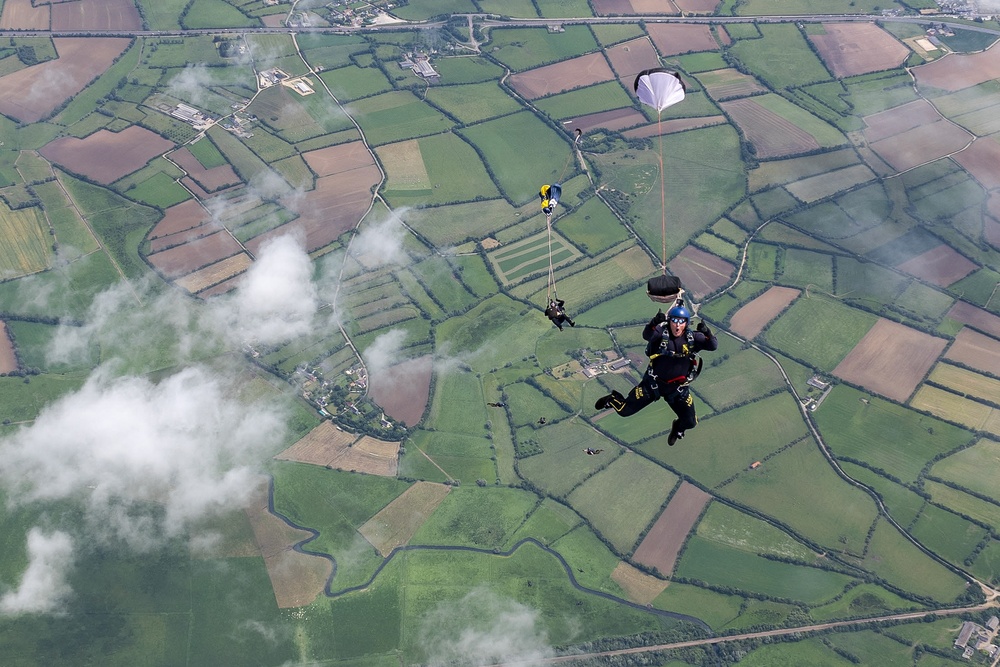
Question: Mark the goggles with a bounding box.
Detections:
[668,317,688,324]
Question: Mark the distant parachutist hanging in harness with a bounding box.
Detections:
[539,183,562,220]
[540,183,574,329]
[633,68,688,305]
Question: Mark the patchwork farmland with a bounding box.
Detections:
[1,7,1000,667]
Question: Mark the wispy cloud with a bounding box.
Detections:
[418,588,555,667]
[0,529,74,616]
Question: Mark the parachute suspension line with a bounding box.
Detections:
[658,112,667,276]
[546,213,558,301]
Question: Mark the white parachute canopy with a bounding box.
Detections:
[633,68,686,113]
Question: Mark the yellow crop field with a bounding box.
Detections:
[376,139,431,190]
[0,203,50,276]
[911,385,1000,436]
[929,363,1000,405]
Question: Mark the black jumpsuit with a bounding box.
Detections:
[602,315,717,435]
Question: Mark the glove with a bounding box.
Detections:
[653,309,667,324]
[697,320,711,336]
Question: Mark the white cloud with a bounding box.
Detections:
[166,64,216,107]
[210,234,321,346]
[350,212,409,268]
[0,529,74,616]
[0,365,287,551]
[418,588,555,667]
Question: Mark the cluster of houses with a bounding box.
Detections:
[398,52,439,80]
[566,349,631,379]
[954,617,1000,660]
[326,1,400,28]
[802,375,833,412]
[167,102,214,130]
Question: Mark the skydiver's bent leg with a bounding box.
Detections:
[594,380,657,416]
[663,386,697,443]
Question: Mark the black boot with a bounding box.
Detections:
[594,390,623,411]
[667,420,685,446]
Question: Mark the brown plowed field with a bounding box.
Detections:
[646,23,717,57]
[913,48,1000,92]
[623,115,726,138]
[833,318,948,403]
[863,100,941,143]
[0,321,17,373]
[610,561,669,605]
[359,481,450,556]
[947,301,1000,339]
[808,23,909,78]
[174,252,252,294]
[895,244,977,287]
[0,0,49,29]
[197,274,244,298]
[249,164,379,255]
[945,327,1000,376]
[368,354,432,427]
[721,98,820,158]
[275,420,400,476]
[605,37,662,80]
[39,126,173,184]
[148,225,218,253]
[868,121,971,172]
[632,482,711,576]
[952,137,1000,191]
[170,147,241,193]
[591,0,634,14]
[508,52,616,100]
[729,286,801,339]
[51,0,141,30]
[244,480,331,609]
[0,38,130,123]
[565,107,648,133]
[668,246,734,299]
[302,141,375,178]
[149,200,211,240]
[630,0,679,12]
[146,229,244,278]
[676,0,719,13]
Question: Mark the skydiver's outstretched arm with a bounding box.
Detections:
[643,309,667,341]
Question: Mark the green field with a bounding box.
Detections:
[486,26,600,72]
[319,64,393,102]
[6,8,1000,665]
[535,81,633,120]
[816,387,971,483]
[676,536,855,603]
[458,111,574,203]
[425,82,523,124]
[723,437,879,554]
[728,23,832,89]
[930,438,1000,504]
[764,295,877,371]
[380,132,500,208]
[697,500,817,561]
[861,519,968,603]
[348,91,454,147]
[567,453,677,553]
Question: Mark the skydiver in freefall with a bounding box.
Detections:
[593,303,717,446]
